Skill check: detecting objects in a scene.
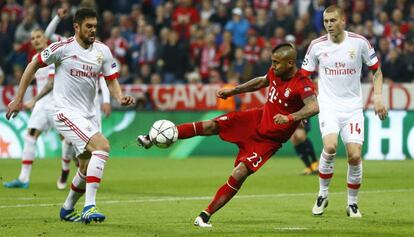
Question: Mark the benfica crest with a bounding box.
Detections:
[96,52,104,64]
[348,48,356,59]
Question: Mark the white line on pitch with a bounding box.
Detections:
[0,188,413,209]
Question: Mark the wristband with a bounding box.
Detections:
[287,114,294,122]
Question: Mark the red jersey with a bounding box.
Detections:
[257,68,316,142]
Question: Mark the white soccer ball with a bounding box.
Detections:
[149,120,178,148]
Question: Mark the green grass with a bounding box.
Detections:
[0,157,413,237]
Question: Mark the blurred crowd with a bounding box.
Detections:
[0,0,413,87]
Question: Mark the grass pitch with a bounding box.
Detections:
[0,157,413,237]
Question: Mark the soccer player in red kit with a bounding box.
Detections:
[138,43,320,227]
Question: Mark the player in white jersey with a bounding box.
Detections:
[301,5,388,218]
[6,8,135,224]
[44,7,112,190]
[3,29,56,189]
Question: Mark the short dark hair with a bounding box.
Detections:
[272,43,295,54]
[73,8,97,25]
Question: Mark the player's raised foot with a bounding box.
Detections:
[57,170,70,190]
[347,204,362,218]
[3,179,29,189]
[60,207,81,222]
[136,135,153,149]
[312,196,328,215]
[81,205,106,224]
[194,211,212,228]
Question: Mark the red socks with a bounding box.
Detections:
[205,176,242,215]
[177,122,204,139]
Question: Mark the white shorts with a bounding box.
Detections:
[54,109,100,156]
[27,101,55,132]
[318,107,364,144]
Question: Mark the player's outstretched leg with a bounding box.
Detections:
[312,150,335,215]
[137,121,218,149]
[194,163,251,227]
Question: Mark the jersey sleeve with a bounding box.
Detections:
[48,64,55,77]
[361,39,379,70]
[296,77,316,101]
[37,42,63,67]
[101,45,119,81]
[301,41,318,75]
[98,75,111,103]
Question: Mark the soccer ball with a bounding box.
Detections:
[149,120,178,148]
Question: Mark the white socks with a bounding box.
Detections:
[347,162,362,205]
[18,135,36,183]
[63,169,86,210]
[85,151,108,207]
[61,140,75,171]
[318,150,336,198]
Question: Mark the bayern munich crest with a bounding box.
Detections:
[284,88,291,97]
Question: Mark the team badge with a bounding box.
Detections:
[284,88,291,97]
[96,52,104,64]
[348,48,356,59]
[42,48,51,59]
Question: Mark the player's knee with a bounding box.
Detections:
[348,153,361,165]
[203,120,219,135]
[324,144,337,154]
[96,142,110,153]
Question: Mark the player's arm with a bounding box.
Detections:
[24,75,54,110]
[371,67,387,120]
[45,8,68,42]
[216,75,269,99]
[105,79,135,106]
[6,59,41,119]
[274,95,319,124]
[99,76,111,117]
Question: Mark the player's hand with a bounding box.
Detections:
[118,95,135,106]
[101,102,112,117]
[23,99,36,110]
[273,114,289,124]
[373,95,388,120]
[57,7,68,19]
[6,99,23,120]
[216,88,234,99]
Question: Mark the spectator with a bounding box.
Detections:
[172,0,200,41]
[382,48,405,82]
[105,26,129,64]
[227,47,252,83]
[209,4,229,29]
[244,31,262,64]
[118,64,134,84]
[14,7,40,44]
[402,38,414,82]
[159,30,189,84]
[224,7,250,47]
[199,33,219,82]
[215,30,235,81]
[252,48,271,77]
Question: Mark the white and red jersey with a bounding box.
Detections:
[32,53,55,106]
[37,37,118,117]
[301,31,379,112]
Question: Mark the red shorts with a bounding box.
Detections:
[214,108,282,172]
